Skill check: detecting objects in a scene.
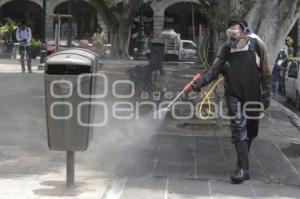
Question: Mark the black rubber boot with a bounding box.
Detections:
[231,141,249,184]
[233,138,251,178]
[232,161,249,180]
[232,164,250,181]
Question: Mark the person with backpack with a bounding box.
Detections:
[16,20,32,73]
[192,19,272,184]
[272,63,281,100]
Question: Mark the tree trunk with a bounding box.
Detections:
[246,0,300,70]
[93,0,140,59]
[109,21,132,59]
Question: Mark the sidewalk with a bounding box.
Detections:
[0,58,42,73]
[0,59,300,198]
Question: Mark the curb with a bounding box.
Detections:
[273,100,300,129]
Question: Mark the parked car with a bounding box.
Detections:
[46,40,81,55]
[284,58,300,108]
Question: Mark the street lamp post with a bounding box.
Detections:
[38,0,47,69]
[67,0,73,48]
[42,0,46,42]
[207,0,219,65]
[137,0,147,60]
[207,24,215,65]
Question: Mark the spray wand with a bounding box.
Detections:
[166,73,201,110]
[161,72,225,121]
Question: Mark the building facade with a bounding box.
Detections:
[0,0,299,55]
[0,0,205,40]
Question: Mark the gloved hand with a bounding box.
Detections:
[20,39,27,45]
[191,81,202,92]
[260,74,272,110]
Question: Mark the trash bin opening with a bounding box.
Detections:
[46,65,91,75]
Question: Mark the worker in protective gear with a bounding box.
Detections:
[192,19,272,184]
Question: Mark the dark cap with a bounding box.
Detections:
[228,19,248,30]
[20,20,27,26]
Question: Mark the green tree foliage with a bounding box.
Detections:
[199,0,256,34]
[92,0,140,59]
[103,0,117,8]
[197,0,255,66]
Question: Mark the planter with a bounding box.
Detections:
[3,40,14,54]
[31,46,41,59]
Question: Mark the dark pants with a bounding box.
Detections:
[272,81,279,100]
[19,45,32,72]
[226,96,260,144]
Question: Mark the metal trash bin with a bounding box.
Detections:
[150,42,165,63]
[150,42,165,75]
[61,48,103,71]
[44,48,99,151]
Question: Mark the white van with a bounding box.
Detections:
[164,37,197,61]
[160,29,197,61]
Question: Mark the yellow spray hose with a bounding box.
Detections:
[198,76,224,120]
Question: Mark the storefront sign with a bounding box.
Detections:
[136,16,176,24]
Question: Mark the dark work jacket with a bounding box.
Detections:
[197,38,267,103]
[221,45,261,102]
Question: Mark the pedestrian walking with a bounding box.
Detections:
[16,20,32,73]
[272,63,281,100]
[92,26,106,58]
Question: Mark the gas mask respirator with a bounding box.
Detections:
[226,28,247,49]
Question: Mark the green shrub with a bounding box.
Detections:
[31,39,42,47]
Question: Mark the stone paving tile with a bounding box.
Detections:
[195,136,228,180]
[253,139,300,185]
[250,182,300,199]
[120,177,166,199]
[211,180,255,199]
[152,135,195,179]
[275,126,300,138]
[168,179,210,199]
